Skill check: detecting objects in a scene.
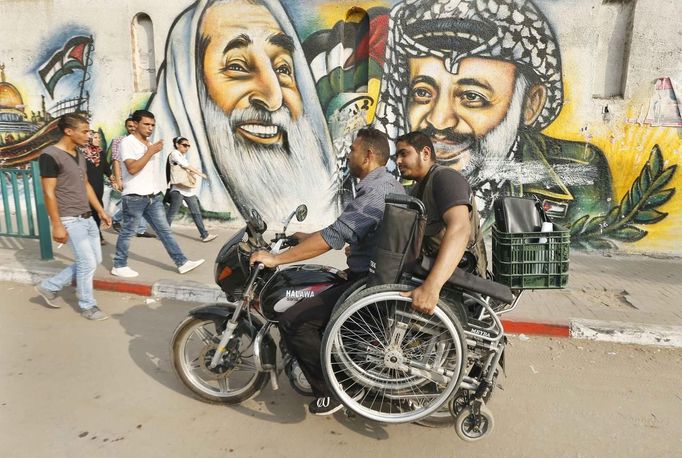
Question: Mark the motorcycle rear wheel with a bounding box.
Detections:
[171,316,268,404]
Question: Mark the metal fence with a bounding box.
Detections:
[0,161,53,260]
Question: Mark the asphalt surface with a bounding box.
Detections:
[2,282,681,457]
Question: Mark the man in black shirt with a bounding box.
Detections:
[35,113,112,320]
[395,131,484,315]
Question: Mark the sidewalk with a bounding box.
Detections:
[2,220,682,347]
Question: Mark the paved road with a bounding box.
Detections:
[1,282,681,457]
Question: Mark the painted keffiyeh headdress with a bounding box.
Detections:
[374,0,563,140]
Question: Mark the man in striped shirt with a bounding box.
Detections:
[251,127,405,415]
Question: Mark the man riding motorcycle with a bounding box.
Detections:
[250,127,405,415]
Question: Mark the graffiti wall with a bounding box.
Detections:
[0,0,680,253]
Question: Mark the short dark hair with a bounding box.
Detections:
[131,109,155,122]
[355,127,390,165]
[124,116,134,124]
[57,113,89,134]
[396,131,436,163]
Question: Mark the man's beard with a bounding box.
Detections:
[424,74,529,189]
[199,89,337,225]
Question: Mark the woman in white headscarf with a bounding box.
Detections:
[148,0,339,226]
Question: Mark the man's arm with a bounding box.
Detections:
[402,205,471,314]
[112,160,123,191]
[250,232,331,267]
[41,177,67,243]
[124,140,163,175]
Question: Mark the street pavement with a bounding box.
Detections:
[2,282,681,457]
[1,216,682,347]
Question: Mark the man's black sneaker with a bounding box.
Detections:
[136,231,156,238]
[112,222,121,233]
[309,396,343,416]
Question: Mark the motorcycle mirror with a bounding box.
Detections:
[251,208,267,233]
[295,204,308,222]
[281,204,307,233]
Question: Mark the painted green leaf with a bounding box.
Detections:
[604,206,620,225]
[647,145,663,176]
[641,189,675,210]
[568,144,676,247]
[649,165,677,192]
[618,191,631,219]
[633,209,667,224]
[640,166,651,190]
[609,226,647,242]
[584,238,618,250]
[582,215,606,235]
[570,215,589,236]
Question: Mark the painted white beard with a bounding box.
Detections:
[462,74,528,188]
[200,94,338,226]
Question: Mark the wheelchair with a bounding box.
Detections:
[320,195,519,442]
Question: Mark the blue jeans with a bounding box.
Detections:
[113,203,148,234]
[166,190,208,239]
[40,216,101,310]
[113,193,188,268]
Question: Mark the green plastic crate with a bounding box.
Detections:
[492,224,570,289]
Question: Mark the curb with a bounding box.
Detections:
[3,266,681,348]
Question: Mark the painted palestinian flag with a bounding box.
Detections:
[38,36,92,98]
[302,7,389,112]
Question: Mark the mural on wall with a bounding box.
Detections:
[366,0,676,249]
[0,0,680,252]
[147,0,340,225]
[0,35,94,167]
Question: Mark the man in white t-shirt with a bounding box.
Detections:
[111,109,204,278]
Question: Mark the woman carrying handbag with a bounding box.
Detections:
[165,136,217,242]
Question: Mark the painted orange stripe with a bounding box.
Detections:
[92,278,153,296]
[501,319,570,337]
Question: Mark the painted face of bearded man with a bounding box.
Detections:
[374,0,562,188]
[149,0,338,225]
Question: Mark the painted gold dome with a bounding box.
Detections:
[0,81,24,111]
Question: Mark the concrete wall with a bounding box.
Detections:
[0,0,680,253]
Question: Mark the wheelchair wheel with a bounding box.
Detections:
[322,284,467,424]
[455,404,494,442]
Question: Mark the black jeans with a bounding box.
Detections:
[278,271,364,398]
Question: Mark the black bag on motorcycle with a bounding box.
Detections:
[493,196,549,233]
[367,202,425,287]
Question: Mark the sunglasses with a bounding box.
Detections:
[180,143,191,148]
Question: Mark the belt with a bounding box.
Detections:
[127,192,161,198]
[77,211,92,219]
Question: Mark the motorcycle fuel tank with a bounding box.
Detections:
[259,265,346,320]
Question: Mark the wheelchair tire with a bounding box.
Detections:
[322,283,467,424]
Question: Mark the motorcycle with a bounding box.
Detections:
[170,204,348,402]
[171,201,523,442]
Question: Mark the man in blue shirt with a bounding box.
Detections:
[251,127,405,415]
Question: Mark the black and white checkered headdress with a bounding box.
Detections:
[374,0,563,139]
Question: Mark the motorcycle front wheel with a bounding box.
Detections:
[171,316,268,404]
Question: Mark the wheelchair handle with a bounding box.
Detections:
[385,193,426,216]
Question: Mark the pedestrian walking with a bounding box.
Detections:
[110,117,154,237]
[111,109,204,278]
[82,129,113,245]
[165,136,216,242]
[34,113,112,321]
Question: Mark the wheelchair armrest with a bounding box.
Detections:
[415,257,514,304]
